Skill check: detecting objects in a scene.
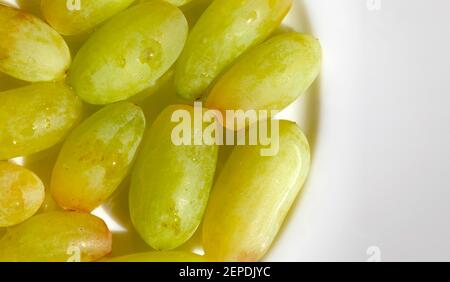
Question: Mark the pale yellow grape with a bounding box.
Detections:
[68,1,188,104]
[175,0,292,100]
[140,0,194,6]
[103,251,207,262]
[38,189,61,213]
[206,32,322,130]
[0,211,112,262]
[41,0,135,36]
[0,162,45,227]
[0,5,70,82]
[0,82,83,160]
[164,0,194,6]
[51,102,145,212]
[130,105,218,250]
[203,121,311,262]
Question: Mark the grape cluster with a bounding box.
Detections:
[0,0,320,262]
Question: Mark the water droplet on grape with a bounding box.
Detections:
[247,11,258,23]
[140,48,156,65]
[117,57,126,68]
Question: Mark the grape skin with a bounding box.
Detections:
[0,5,71,82]
[161,0,194,6]
[205,32,322,130]
[0,162,45,227]
[175,0,293,100]
[0,82,83,160]
[68,1,188,105]
[130,105,218,251]
[0,211,112,262]
[203,121,311,262]
[51,102,145,212]
[41,0,135,36]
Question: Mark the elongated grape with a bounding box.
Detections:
[51,102,145,212]
[38,189,61,213]
[0,5,70,82]
[180,0,213,27]
[139,0,194,7]
[130,105,218,250]
[175,0,292,100]
[0,162,45,227]
[68,2,188,105]
[206,32,321,130]
[203,121,311,262]
[168,0,194,6]
[104,251,207,262]
[41,0,135,36]
[161,0,194,6]
[0,211,112,262]
[0,82,83,160]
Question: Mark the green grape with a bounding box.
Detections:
[38,189,61,213]
[68,1,188,105]
[15,0,42,17]
[130,105,218,250]
[0,82,83,160]
[180,0,213,28]
[0,211,112,262]
[0,162,45,227]
[104,251,207,262]
[41,0,135,36]
[0,69,27,91]
[0,5,70,82]
[165,0,194,6]
[205,32,322,130]
[51,102,145,212]
[175,0,292,100]
[203,121,311,262]
[138,0,194,7]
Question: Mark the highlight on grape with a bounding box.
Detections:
[66,0,81,11]
[170,102,280,156]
